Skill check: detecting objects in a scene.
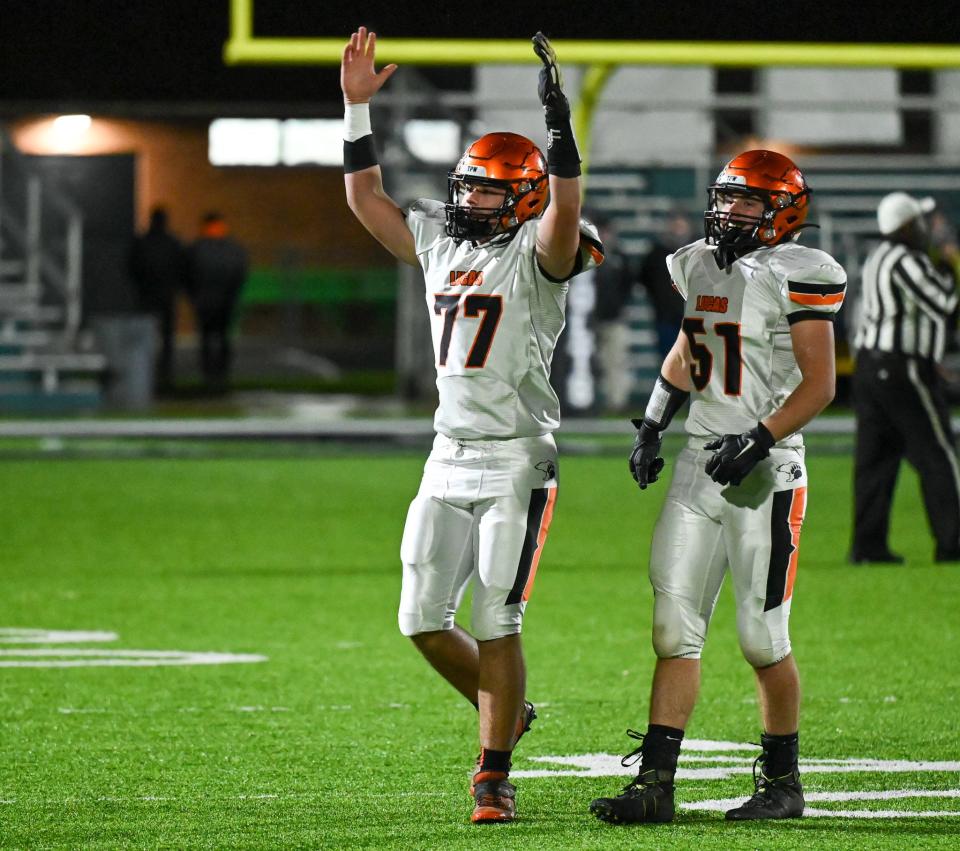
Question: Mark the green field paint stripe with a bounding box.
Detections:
[225,38,960,69]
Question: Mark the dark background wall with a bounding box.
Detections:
[0,2,955,116]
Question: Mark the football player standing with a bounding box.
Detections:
[590,151,844,824]
[341,28,602,823]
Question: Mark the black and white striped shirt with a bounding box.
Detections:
[855,240,958,362]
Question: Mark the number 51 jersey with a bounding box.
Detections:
[667,239,846,447]
[406,199,603,440]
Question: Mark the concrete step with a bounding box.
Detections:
[0,351,108,394]
[0,283,38,303]
[0,378,102,413]
[0,328,59,348]
[0,352,108,373]
[0,304,66,329]
[0,260,27,277]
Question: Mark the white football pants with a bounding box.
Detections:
[649,439,808,668]
[399,433,558,641]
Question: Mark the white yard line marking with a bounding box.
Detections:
[0,629,118,644]
[512,742,960,819]
[0,649,267,668]
[803,808,960,818]
[805,789,960,802]
[512,752,960,779]
[0,628,267,668]
[686,789,960,818]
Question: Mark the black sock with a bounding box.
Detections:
[478,748,512,774]
[642,724,684,775]
[761,731,799,778]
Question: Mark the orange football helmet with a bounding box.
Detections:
[704,150,812,250]
[446,132,548,240]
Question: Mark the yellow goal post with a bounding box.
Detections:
[224,0,960,175]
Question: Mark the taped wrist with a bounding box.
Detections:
[640,374,690,431]
[343,101,378,174]
[545,113,581,178]
[343,101,372,142]
[343,134,378,174]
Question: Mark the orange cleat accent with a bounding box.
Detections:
[471,771,516,823]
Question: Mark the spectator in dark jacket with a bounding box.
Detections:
[186,212,249,393]
[128,206,185,390]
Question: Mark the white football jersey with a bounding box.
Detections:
[667,239,846,446]
[406,199,603,439]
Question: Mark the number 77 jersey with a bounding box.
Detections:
[406,199,604,440]
[667,238,846,446]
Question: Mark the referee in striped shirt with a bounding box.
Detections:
[851,192,960,564]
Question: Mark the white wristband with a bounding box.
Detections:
[644,380,672,427]
[344,102,372,142]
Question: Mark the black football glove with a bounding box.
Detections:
[532,31,570,122]
[629,418,665,490]
[703,423,776,487]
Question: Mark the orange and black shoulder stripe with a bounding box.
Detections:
[787,279,846,307]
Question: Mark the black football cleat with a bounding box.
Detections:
[725,761,804,821]
[589,767,675,824]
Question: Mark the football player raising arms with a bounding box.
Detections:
[341,27,603,824]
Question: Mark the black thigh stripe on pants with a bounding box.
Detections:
[506,489,555,605]
[765,488,804,612]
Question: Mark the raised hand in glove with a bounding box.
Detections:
[629,418,666,490]
[532,32,570,122]
[703,423,776,487]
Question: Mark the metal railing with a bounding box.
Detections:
[0,125,84,345]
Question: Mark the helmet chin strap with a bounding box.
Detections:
[712,220,819,268]
[714,235,763,269]
[444,201,522,243]
[710,216,763,268]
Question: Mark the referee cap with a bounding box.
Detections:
[877,192,936,235]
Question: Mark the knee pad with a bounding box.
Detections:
[470,600,523,642]
[397,599,453,638]
[737,610,791,668]
[652,591,706,659]
[398,554,463,637]
[397,496,471,638]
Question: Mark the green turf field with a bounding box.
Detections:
[2,445,959,848]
